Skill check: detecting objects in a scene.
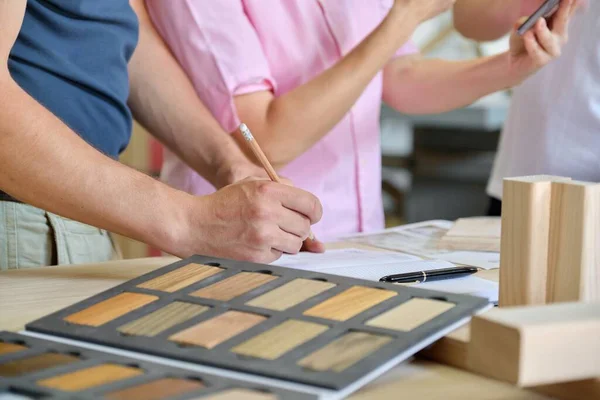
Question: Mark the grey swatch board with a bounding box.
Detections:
[0,331,314,400]
[26,255,489,392]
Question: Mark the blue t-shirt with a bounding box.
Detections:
[8,0,139,158]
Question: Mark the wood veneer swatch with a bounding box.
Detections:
[366,298,455,331]
[0,342,27,355]
[64,292,158,327]
[298,332,393,372]
[231,320,328,360]
[246,279,336,311]
[37,364,143,392]
[118,302,209,337]
[190,272,277,301]
[105,378,204,400]
[303,286,397,321]
[169,311,266,349]
[0,353,79,377]
[137,263,223,293]
[195,389,277,400]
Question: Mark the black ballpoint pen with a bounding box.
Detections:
[379,267,479,284]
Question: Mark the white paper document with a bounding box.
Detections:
[436,251,500,270]
[274,248,498,302]
[275,248,421,270]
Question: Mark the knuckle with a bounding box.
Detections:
[256,181,274,197]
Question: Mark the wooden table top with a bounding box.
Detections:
[0,249,549,399]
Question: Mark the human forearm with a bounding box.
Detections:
[234,6,424,168]
[454,0,523,41]
[129,0,252,188]
[383,54,520,115]
[0,76,193,254]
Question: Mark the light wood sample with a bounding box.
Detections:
[0,342,27,355]
[169,311,266,349]
[137,263,223,293]
[190,272,277,301]
[118,302,209,337]
[195,389,277,400]
[366,298,455,332]
[548,181,600,303]
[231,320,328,360]
[38,363,143,392]
[106,378,204,400]
[499,175,570,307]
[303,286,396,321]
[298,332,392,372]
[64,292,158,327]
[0,353,79,377]
[246,278,336,311]
[469,302,600,387]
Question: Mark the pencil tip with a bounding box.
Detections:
[239,123,253,141]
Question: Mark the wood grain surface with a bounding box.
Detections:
[0,342,27,355]
[105,377,204,400]
[298,332,393,372]
[137,263,223,293]
[366,298,455,332]
[547,181,600,303]
[303,286,397,321]
[37,363,143,392]
[246,278,336,311]
[169,311,266,349]
[190,272,277,301]
[194,389,277,400]
[231,320,328,360]
[64,292,158,327]
[0,353,79,377]
[118,302,209,337]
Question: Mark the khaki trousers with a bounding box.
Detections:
[0,202,121,270]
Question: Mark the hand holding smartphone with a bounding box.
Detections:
[517,0,561,35]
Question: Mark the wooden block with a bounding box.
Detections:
[298,332,393,372]
[499,175,570,307]
[137,263,223,293]
[246,278,336,311]
[366,298,455,332]
[64,292,158,327]
[118,302,209,337]
[438,217,500,252]
[303,286,396,321]
[418,325,471,370]
[190,272,277,301]
[469,302,600,387]
[548,181,600,303]
[38,364,143,391]
[169,311,266,349]
[105,377,204,400]
[231,320,328,360]
[0,342,27,355]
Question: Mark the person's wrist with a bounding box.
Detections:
[505,50,533,86]
[148,185,200,258]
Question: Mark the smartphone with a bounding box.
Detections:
[517,0,560,36]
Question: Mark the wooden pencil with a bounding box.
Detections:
[239,123,315,241]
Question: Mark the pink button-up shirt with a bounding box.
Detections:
[148,0,418,241]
